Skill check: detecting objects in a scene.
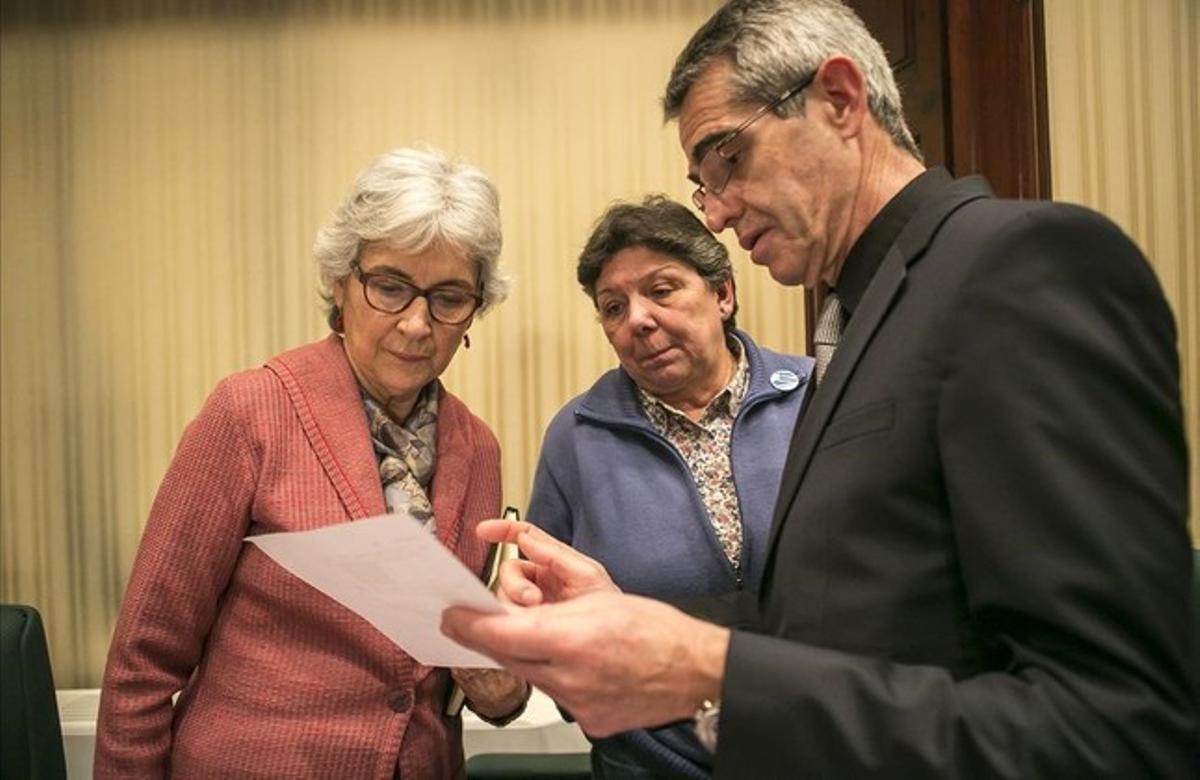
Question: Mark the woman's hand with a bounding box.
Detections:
[450,667,530,722]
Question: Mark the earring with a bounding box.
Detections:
[463,333,471,349]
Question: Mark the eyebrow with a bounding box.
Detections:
[688,126,736,174]
[691,119,744,183]
[595,263,683,297]
[686,131,737,187]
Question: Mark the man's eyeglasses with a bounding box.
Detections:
[691,73,816,212]
[351,263,483,325]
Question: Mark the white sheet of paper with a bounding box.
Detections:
[247,514,503,668]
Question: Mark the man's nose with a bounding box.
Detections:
[702,190,739,233]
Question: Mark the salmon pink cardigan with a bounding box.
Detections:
[95,335,500,778]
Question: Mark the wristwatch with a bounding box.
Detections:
[693,698,720,753]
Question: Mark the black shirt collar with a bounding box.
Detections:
[835,166,952,318]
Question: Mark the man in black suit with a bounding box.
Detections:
[443,0,1197,775]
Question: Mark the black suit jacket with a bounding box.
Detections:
[715,176,1196,777]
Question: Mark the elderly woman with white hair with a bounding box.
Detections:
[95,146,528,778]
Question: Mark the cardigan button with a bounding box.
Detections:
[388,690,413,713]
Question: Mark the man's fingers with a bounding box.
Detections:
[516,528,615,591]
[472,516,571,547]
[511,523,578,564]
[441,605,553,666]
[476,521,617,603]
[477,519,586,569]
[546,547,612,589]
[521,534,619,595]
[475,518,534,544]
[497,560,544,606]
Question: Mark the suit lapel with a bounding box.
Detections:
[765,245,909,555]
[762,176,994,573]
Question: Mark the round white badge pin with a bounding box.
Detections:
[770,369,801,391]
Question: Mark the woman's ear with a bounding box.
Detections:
[716,277,736,319]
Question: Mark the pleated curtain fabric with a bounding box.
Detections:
[4,0,1196,690]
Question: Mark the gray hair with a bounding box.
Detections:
[314,146,511,329]
[662,0,921,160]
[577,195,738,332]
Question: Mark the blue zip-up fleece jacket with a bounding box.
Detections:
[527,331,812,778]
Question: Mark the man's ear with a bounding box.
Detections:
[813,55,869,140]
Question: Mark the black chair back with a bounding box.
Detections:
[0,604,68,780]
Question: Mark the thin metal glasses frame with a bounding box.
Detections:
[692,73,816,212]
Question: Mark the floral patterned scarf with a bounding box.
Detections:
[361,382,439,531]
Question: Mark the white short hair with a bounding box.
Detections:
[314,146,512,326]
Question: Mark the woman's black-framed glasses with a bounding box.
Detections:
[692,72,816,212]
[351,263,483,325]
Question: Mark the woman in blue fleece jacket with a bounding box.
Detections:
[528,196,812,778]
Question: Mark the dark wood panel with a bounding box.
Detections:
[946,0,1051,199]
[810,0,1050,350]
[852,0,949,167]
[848,0,1050,197]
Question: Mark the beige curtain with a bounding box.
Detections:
[0,0,810,687]
[1044,0,1199,541]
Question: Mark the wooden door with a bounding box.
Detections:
[849,0,1049,197]
[806,0,1050,346]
